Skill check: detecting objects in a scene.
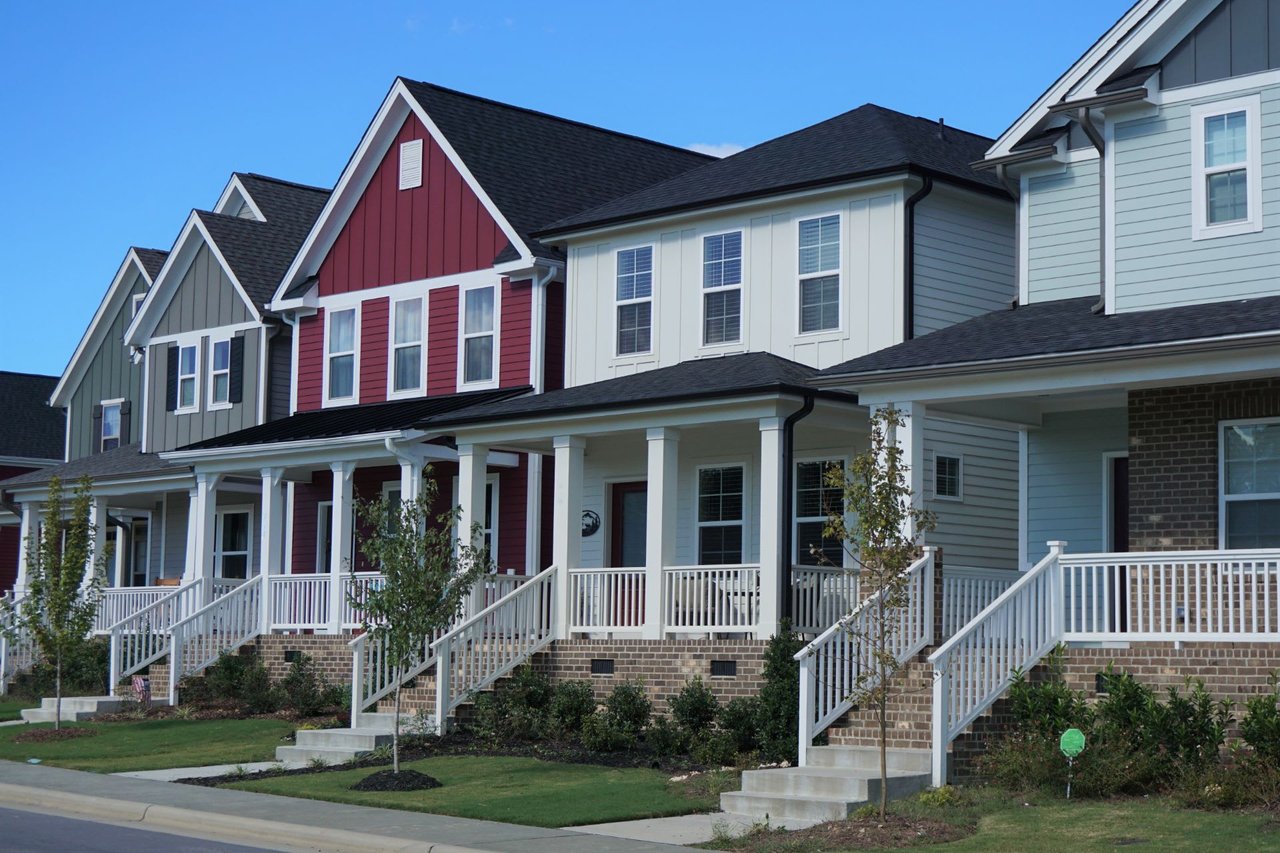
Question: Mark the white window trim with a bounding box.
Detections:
[1190,95,1262,241]
[207,338,232,411]
[451,474,500,563]
[792,456,850,568]
[131,293,146,319]
[933,453,964,502]
[322,304,361,407]
[699,229,746,350]
[214,505,255,580]
[694,462,750,567]
[457,283,501,390]
[795,212,844,336]
[100,397,125,453]
[175,340,201,415]
[1218,416,1280,549]
[387,295,426,400]
[316,501,333,573]
[614,244,656,358]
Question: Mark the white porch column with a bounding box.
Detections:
[328,461,356,634]
[398,457,423,504]
[182,487,199,585]
[259,468,285,634]
[86,495,108,591]
[887,402,927,538]
[186,474,221,603]
[524,453,543,575]
[14,501,37,596]
[758,417,785,640]
[644,428,679,640]
[457,443,489,614]
[551,436,585,640]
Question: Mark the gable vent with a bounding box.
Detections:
[399,139,424,190]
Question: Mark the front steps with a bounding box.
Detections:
[720,746,931,825]
[275,712,434,765]
[20,695,171,723]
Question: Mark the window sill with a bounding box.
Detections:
[1191,220,1263,241]
[207,401,233,412]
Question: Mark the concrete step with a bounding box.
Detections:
[295,728,393,750]
[806,745,931,774]
[356,712,423,731]
[739,766,927,801]
[21,695,171,723]
[274,745,371,765]
[719,791,855,823]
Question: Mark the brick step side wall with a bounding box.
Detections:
[824,654,936,750]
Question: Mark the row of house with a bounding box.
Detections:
[3,0,1279,796]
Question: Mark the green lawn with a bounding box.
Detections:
[227,755,724,828]
[0,717,296,773]
[0,699,31,722]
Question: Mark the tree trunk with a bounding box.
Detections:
[393,673,401,774]
[55,652,63,732]
[878,597,888,821]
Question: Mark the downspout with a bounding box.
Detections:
[903,175,934,341]
[1074,107,1107,314]
[779,392,816,625]
[529,262,558,395]
[281,312,300,416]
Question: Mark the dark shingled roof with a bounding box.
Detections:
[177,387,528,452]
[0,443,180,490]
[425,352,855,429]
[0,372,64,461]
[198,175,330,308]
[133,248,169,281]
[818,295,1280,379]
[537,105,1008,237]
[399,80,713,261]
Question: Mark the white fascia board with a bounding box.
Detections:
[5,471,195,503]
[213,175,266,221]
[159,429,419,468]
[986,0,1181,160]
[51,249,154,407]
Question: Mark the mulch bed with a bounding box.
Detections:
[728,816,970,851]
[351,768,442,792]
[14,728,98,744]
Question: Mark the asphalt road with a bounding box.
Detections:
[0,805,283,852]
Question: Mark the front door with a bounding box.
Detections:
[609,482,647,568]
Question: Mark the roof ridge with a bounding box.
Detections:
[235,172,332,194]
[399,78,716,162]
[132,246,169,255]
[0,369,58,381]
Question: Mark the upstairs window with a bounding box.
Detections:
[399,139,423,190]
[327,307,357,402]
[616,246,653,355]
[101,401,122,452]
[177,344,198,412]
[391,297,423,395]
[1221,420,1280,548]
[462,286,496,384]
[209,339,231,408]
[1191,97,1262,240]
[795,459,845,566]
[703,231,742,345]
[131,293,146,318]
[798,215,840,332]
[697,466,745,565]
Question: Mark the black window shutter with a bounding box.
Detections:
[229,335,245,404]
[91,404,103,454]
[165,344,179,412]
[119,400,132,445]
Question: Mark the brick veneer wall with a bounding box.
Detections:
[253,634,358,684]
[1128,378,1280,551]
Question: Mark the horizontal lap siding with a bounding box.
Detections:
[318,114,506,297]
[497,457,528,572]
[912,192,1015,336]
[296,309,324,412]
[1026,160,1100,303]
[291,478,325,574]
[427,287,459,395]
[359,298,389,405]
[499,279,532,387]
[924,418,1019,570]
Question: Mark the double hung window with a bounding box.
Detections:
[327,308,357,402]
[1221,420,1280,548]
[794,460,844,565]
[391,297,423,394]
[1191,97,1262,239]
[703,232,742,345]
[101,401,122,452]
[697,466,745,565]
[209,339,231,407]
[935,455,962,500]
[462,286,495,384]
[177,344,198,412]
[616,247,653,355]
[798,215,840,333]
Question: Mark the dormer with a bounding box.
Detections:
[214,175,267,222]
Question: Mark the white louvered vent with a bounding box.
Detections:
[399,139,424,190]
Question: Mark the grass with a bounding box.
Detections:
[0,717,296,773]
[226,756,728,828]
[0,699,30,722]
[705,787,1280,852]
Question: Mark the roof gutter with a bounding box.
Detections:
[903,175,934,341]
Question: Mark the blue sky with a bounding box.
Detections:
[0,1,1132,377]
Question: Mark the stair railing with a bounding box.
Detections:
[167,574,264,704]
[795,548,936,767]
[0,594,34,696]
[107,579,205,696]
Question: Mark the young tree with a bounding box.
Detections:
[819,407,935,819]
[350,467,490,772]
[0,476,107,729]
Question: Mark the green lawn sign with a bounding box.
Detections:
[1060,728,1085,799]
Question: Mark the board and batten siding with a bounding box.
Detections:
[911,189,1016,336]
[1025,408,1127,566]
[565,186,905,387]
[923,418,1019,571]
[144,329,261,453]
[152,244,255,336]
[1112,84,1280,312]
[1025,159,1101,304]
[159,492,189,578]
[67,266,148,460]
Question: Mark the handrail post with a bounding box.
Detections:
[1047,541,1067,640]
[932,657,949,787]
[435,637,451,736]
[109,631,122,698]
[797,654,815,767]
[260,574,274,636]
[168,629,182,706]
[0,634,8,697]
[922,546,938,647]
[350,639,364,729]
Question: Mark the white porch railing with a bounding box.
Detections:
[167,575,264,704]
[569,568,645,632]
[94,588,176,635]
[941,566,1019,640]
[348,621,453,727]
[662,565,760,632]
[484,572,532,606]
[269,575,333,631]
[0,593,34,696]
[796,548,936,767]
[107,579,206,695]
[432,568,556,730]
[791,566,860,635]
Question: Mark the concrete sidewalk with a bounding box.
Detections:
[0,761,693,853]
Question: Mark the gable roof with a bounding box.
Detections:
[425,352,854,429]
[538,105,1007,238]
[50,247,166,408]
[817,294,1280,382]
[0,371,64,461]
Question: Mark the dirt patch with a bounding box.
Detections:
[351,768,442,792]
[14,728,98,744]
[722,816,970,851]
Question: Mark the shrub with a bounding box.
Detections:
[1007,647,1092,738]
[644,715,689,757]
[581,710,635,752]
[189,649,280,714]
[756,625,805,763]
[278,655,337,717]
[14,638,109,699]
[1174,754,1280,811]
[1240,676,1280,762]
[605,681,651,735]
[505,665,554,712]
[691,730,736,767]
[549,680,596,736]
[469,692,504,745]
[718,697,761,755]
[670,677,719,737]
